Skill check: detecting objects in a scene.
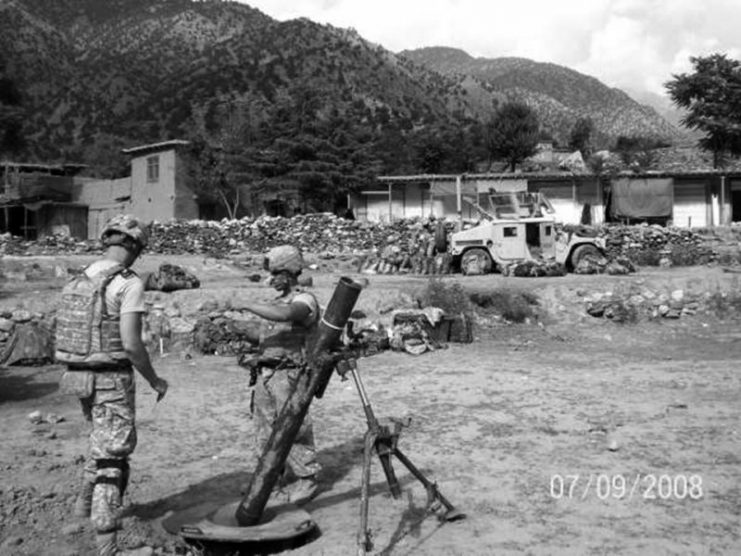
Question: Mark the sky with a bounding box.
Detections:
[237,0,741,100]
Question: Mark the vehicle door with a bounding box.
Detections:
[494,222,529,261]
[540,222,556,256]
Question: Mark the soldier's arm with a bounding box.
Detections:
[242,301,310,324]
[121,312,168,400]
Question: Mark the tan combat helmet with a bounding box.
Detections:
[264,245,304,275]
[101,214,150,250]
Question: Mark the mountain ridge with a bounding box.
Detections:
[1,1,686,177]
[400,46,684,145]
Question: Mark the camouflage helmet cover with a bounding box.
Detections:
[264,245,304,275]
[101,214,149,249]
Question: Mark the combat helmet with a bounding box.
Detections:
[101,214,149,250]
[264,245,304,275]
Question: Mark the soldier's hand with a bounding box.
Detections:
[151,377,169,402]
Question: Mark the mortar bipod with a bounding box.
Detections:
[334,358,466,555]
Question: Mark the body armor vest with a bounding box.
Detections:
[55,265,133,368]
[258,291,319,366]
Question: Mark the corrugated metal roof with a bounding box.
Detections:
[1,162,87,174]
[377,168,741,183]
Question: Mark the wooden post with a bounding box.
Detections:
[456,176,462,230]
[387,182,392,223]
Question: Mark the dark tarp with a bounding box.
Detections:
[0,323,54,366]
[610,178,673,219]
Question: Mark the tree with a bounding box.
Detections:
[568,116,594,158]
[410,129,449,174]
[613,135,667,172]
[0,59,27,157]
[185,98,272,218]
[666,53,741,167]
[485,101,540,172]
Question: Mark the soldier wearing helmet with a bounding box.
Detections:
[239,244,321,506]
[62,214,168,556]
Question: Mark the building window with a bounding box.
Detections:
[146,156,159,183]
[545,225,552,236]
[504,226,517,237]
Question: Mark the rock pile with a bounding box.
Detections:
[584,287,702,322]
[0,232,97,256]
[1,216,740,273]
[147,214,449,258]
[599,224,741,267]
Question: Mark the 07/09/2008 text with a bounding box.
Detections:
[549,473,703,501]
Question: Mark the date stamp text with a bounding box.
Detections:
[549,473,704,501]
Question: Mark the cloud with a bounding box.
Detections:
[239,0,741,97]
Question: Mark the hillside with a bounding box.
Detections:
[2,1,474,168]
[1,1,684,181]
[401,47,686,145]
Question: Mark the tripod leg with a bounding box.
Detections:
[376,437,402,498]
[358,430,375,554]
[392,448,465,521]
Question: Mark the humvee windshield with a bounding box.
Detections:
[483,191,554,220]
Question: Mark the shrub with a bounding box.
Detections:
[468,288,539,323]
[705,278,741,318]
[715,249,741,266]
[416,278,474,318]
[625,248,662,266]
[669,244,712,266]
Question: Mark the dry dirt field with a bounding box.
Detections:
[1,254,740,556]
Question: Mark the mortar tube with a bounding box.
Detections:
[235,277,363,527]
[312,276,363,398]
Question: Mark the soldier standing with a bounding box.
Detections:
[240,244,322,505]
[55,214,168,556]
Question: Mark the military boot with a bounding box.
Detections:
[95,530,117,556]
[286,476,319,506]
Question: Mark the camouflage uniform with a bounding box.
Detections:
[252,288,321,481]
[73,260,146,556]
[74,368,136,556]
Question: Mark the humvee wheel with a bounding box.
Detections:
[570,244,601,269]
[461,248,493,275]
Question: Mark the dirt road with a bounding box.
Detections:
[1,255,740,555]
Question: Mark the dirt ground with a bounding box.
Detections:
[1,254,740,555]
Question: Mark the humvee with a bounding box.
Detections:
[448,190,605,274]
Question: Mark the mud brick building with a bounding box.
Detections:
[0,140,198,241]
[0,162,89,239]
[78,140,197,239]
[357,170,741,227]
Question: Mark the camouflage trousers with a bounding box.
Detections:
[78,368,137,540]
[252,366,321,480]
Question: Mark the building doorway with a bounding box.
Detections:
[0,206,37,239]
[732,189,741,223]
